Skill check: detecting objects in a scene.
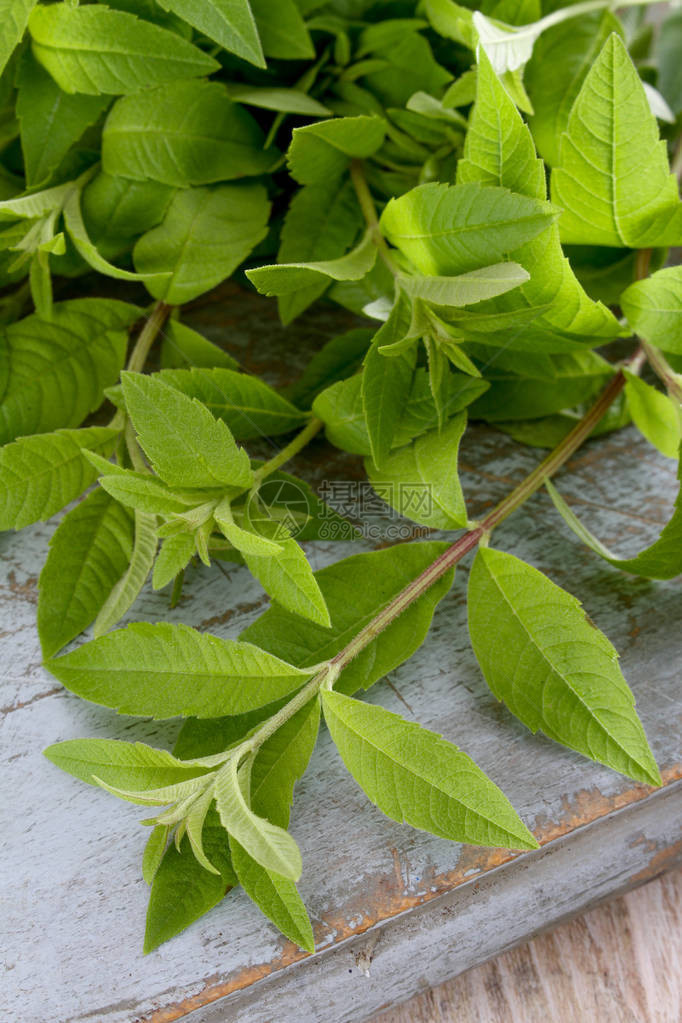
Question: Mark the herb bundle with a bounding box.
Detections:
[1,0,680,955]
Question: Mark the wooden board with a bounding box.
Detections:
[2,286,681,1023]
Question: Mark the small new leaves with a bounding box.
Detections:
[120,372,252,489]
[467,548,661,786]
[215,757,302,880]
[322,691,538,849]
[47,622,314,718]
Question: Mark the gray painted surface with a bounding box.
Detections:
[1,292,681,1023]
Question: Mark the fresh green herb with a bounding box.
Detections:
[0,0,678,957]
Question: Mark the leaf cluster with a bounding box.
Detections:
[0,0,679,960]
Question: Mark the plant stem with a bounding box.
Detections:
[238,348,645,755]
[641,340,682,404]
[252,416,324,482]
[126,301,172,374]
[350,160,401,276]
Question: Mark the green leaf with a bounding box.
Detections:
[81,172,174,259]
[214,757,302,880]
[214,499,283,557]
[230,839,314,951]
[621,266,682,356]
[133,183,270,305]
[142,825,168,885]
[545,464,682,581]
[43,738,210,790]
[525,12,622,168]
[226,698,319,950]
[424,0,476,49]
[158,367,307,440]
[225,84,330,116]
[362,340,416,467]
[274,177,363,324]
[250,0,313,60]
[247,229,377,297]
[315,369,486,456]
[322,691,538,849]
[624,372,681,459]
[380,182,557,277]
[0,0,37,77]
[121,371,253,488]
[159,321,239,372]
[46,622,313,718]
[154,0,264,68]
[17,53,109,188]
[551,34,682,248]
[359,23,451,109]
[29,3,218,96]
[242,541,454,697]
[250,469,359,543]
[242,514,331,627]
[467,547,661,786]
[398,264,530,308]
[98,471,198,516]
[469,350,613,421]
[366,414,468,530]
[0,298,139,445]
[93,510,157,636]
[152,531,196,590]
[287,115,386,185]
[456,49,620,340]
[144,807,236,953]
[37,489,134,659]
[63,176,170,283]
[102,81,277,187]
[0,426,118,531]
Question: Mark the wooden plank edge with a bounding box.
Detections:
[131,768,681,1023]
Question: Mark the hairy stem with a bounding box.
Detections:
[252,416,324,482]
[126,301,172,374]
[350,160,401,276]
[239,348,645,756]
[641,340,682,404]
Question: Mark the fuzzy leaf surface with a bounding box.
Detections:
[467,547,661,785]
[287,115,386,185]
[133,184,270,304]
[621,266,682,356]
[551,34,682,247]
[37,489,134,658]
[366,414,468,529]
[0,298,137,444]
[456,49,620,339]
[322,691,538,849]
[121,371,252,488]
[102,81,276,187]
[29,3,218,95]
[46,622,312,718]
[158,367,307,440]
[155,0,264,67]
[380,182,557,277]
[0,426,117,530]
[43,738,210,790]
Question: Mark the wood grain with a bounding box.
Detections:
[373,871,682,1023]
[1,286,680,1023]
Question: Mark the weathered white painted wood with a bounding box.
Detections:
[1,290,680,1023]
